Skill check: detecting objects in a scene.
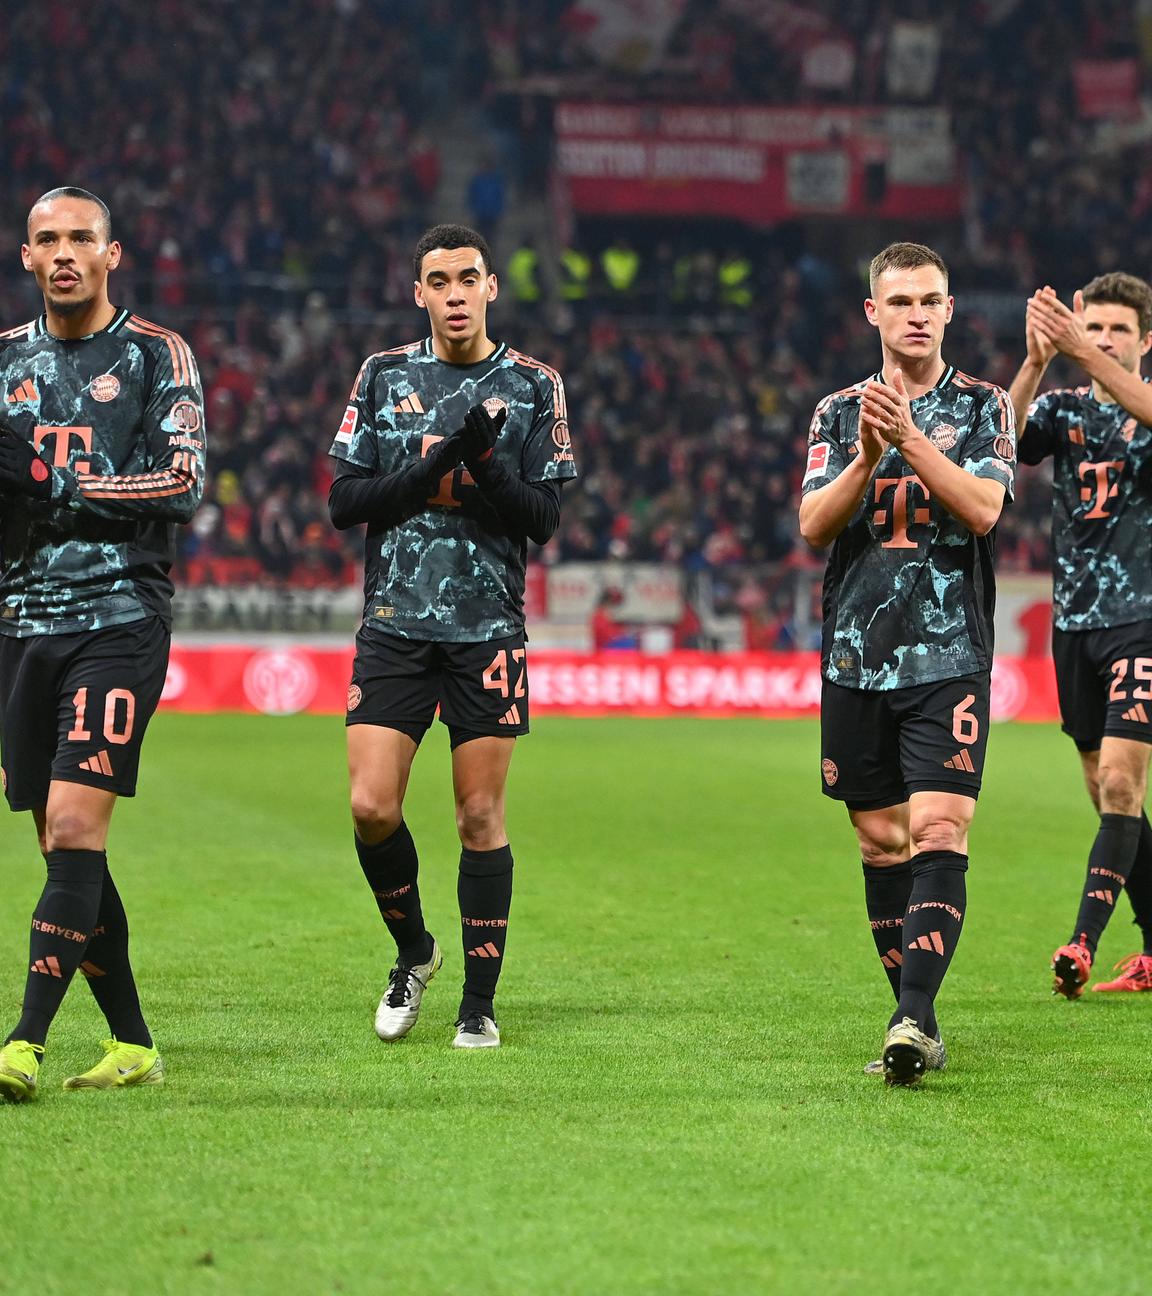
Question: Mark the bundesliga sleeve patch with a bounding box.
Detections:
[335,405,358,445]
[803,441,831,485]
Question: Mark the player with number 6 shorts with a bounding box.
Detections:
[799,242,1015,1086]
[0,187,205,1101]
[1010,272,1152,997]
[328,224,576,1050]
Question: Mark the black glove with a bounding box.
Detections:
[460,403,507,470]
[420,431,465,494]
[0,430,53,501]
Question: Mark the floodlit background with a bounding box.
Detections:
[3,4,1152,1292]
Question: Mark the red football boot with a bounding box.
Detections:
[1051,936,1092,999]
[1091,952,1152,992]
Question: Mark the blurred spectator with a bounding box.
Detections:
[0,0,1137,608]
[590,587,639,650]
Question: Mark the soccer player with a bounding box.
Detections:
[1009,274,1152,996]
[799,242,1015,1085]
[0,187,205,1101]
[328,223,576,1049]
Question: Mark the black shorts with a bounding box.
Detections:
[1053,621,1152,752]
[820,672,990,809]
[0,617,170,811]
[346,627,529,748]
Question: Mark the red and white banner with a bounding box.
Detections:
[161,646,1060,721]
[555,103,963,222]
[1073,59,1141,119]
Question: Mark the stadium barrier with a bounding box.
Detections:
[162,646,1060,721]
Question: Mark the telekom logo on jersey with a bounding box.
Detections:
[33,425,93,474]
[1077,460,1123,519]
[872,475,930,549]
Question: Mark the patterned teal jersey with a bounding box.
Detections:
[1019,384,1152,631]
[330,337,576,642]
[802,366,1016,691]
[0,310,205,637]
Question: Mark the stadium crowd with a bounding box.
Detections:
[0,0,1147,593]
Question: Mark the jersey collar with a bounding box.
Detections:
[35,307,131,340]
[873,363,954,395]
[422,336,507,367]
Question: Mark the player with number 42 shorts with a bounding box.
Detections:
[328,223,577,1051]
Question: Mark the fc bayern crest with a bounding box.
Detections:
[90,373,120,402]
[483,397,508,420]
[928,423,958,451]
[347,684,363,711]
[993,433,1014,460]
[821,758,839,786]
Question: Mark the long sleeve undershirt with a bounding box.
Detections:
[329,455,563,543]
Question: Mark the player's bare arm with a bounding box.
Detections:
[798,422,885,548]
[860,368,1006,536]
[1008,302,1058,431]
[1029,287,1152,424]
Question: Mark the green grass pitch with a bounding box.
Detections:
[2,715,1151,1294]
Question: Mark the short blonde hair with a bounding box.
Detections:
[869,242,948,294]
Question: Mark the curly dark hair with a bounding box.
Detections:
[412,224,494,280]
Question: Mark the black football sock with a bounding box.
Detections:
[356,823,432,965]
[8,849,105,1048]
[1070,813,1142,959]
[79,865,152,1048]
[1120,813,1152,956]
[458,845,513,1020]
[892,851,967,1035]
[862,860,913,1003]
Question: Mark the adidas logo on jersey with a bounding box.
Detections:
[943,749,975,772]
[1121,703,1149,724]
[394,394,426,414]
[78,751,114,776]
[5,379,38,405]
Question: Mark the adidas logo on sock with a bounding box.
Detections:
[907,931,945,956]
[1088,889,1115,905]
[467,942,502,959]
[30,956,62,978]
[880,947,903,969]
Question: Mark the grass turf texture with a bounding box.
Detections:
[2,715,1150,1294]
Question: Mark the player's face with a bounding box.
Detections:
[1082,302,1152,372]
[21,196,121,316]
[414,247,497,348]
[864,265,954,364]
